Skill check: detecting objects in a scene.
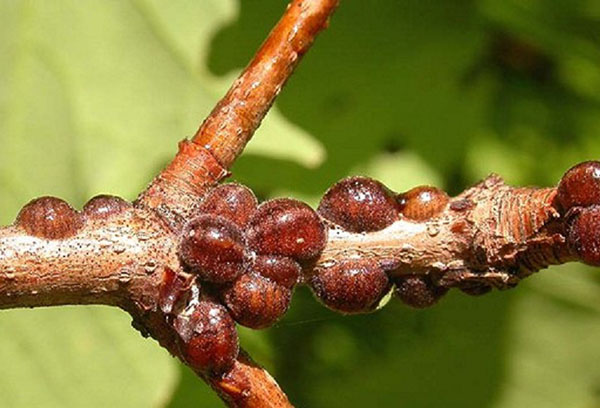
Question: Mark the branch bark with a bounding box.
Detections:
[0,205,293,407]
[314,176,574,293]
[0,175,579,407]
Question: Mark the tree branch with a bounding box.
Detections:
[0,173,583,407]
[0,208,169,310]
[193,0,339,168]
[0,205,293,407]
[314,176,574,294]
[0,178,574,312]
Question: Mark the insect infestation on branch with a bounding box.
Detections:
[2,1,598,406]
[7,161,600,379]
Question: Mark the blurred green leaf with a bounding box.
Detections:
[353,151,443,192]
[494,267,600,408]
[0,307,177,408]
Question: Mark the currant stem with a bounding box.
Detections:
[0,173,580,408]
[192,0,338,168]
[315,176,574,293]
[0,209,171,310]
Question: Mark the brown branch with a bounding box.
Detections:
[205,351,291,408]
[193,0,339,168]
[0,208,170,310]
[0,179,576,314]
[138,0,340,228]
[313,176,575,294]
[0,206,292,407]
[134,0,339,404]
[0,174,587,406]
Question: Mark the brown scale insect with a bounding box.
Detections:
[397,186,449,221]
[567,205,600,266]
[179,215,246,283]
[317,176,398,232]
[173,298,239,375]
[557,161,600,212]
[83,195,132,219]
[250,255,301,289]
[246,198,326,260]
[309,258,391,314]
[199,183,258,228]
[393,275,448,308]
[222,272,292,329]
[16,196,83,239]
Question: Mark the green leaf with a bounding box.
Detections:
[0,307,177,408]
[353,151,443,192]
[494,266,600,408]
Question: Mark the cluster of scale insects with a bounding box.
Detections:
[10,161,600,375]
[162,176,459,374]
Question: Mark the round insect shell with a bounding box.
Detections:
[179,215,246,283]
[251,255,301,289]
[173,298,239,374]
[222,273,292,329]
[557,161,600,212]
[83,195,132,219]
[246,198,326,260]
[199,183,258,228]
[318,176,398,232]
[397,186,449,221]
[16,196,83,239]
[393,275,448,308]
[309,258,391,314]
[567,205,600,266]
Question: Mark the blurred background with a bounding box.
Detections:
[1,0,600,407]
